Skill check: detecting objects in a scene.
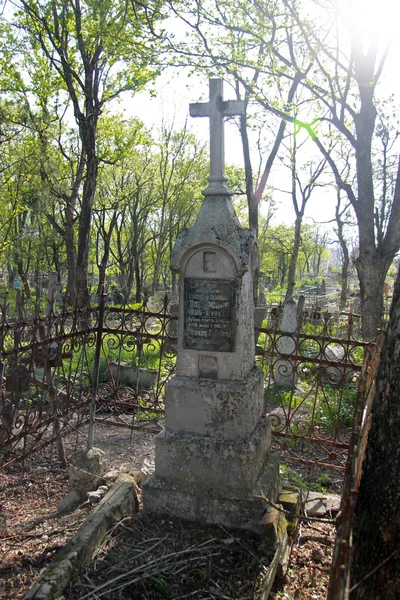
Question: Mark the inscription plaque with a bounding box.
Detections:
[183,278,236,352]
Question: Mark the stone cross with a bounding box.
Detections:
[190,79,244,196]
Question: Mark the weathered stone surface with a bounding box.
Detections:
[143,79,279,533]
[68,447,107,493]
[58,491,84,514]
[24,482,138,600]
[261,507,288,552]
[115,473,136,486]
[102,469,121,484]
[87,486,108,505]
[279,489,300,537]
[144,455,280,533]
[173,238,258,382]
[154,416,271,494]
[164,367,265,438]
[303,492,341,517]
[135,457,155,484]
[183,278,236,352]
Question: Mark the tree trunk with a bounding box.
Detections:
[335,205,350,311]
[76,122,98,309]
[239,109,257,234]
[350,267,400,598]
[355,252,389,340]
[339,253,350,311]
[65,199,77,302]
[135,258,142,303]
[7,265,16,290]
[285,217,302,299]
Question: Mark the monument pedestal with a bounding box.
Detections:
[144,454,280,533]
[143,366,280,531]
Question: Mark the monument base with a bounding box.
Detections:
[154,416,272,493]
[143,454,280,533]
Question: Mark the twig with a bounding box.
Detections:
[78,540,219,600]
[89,554,220,600]
[173,591,219,600]
[256,494,336,524]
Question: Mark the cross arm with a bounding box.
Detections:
[189,103,210,118]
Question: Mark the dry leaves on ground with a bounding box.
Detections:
[1,423,337,599]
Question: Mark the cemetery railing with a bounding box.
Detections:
[327,336,384,600]
[255,308,377,471]
[1,296,377,471]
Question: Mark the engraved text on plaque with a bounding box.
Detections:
[183,278,236,352]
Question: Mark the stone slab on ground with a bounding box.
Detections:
[303,492,341,517]
[24,481,138,600]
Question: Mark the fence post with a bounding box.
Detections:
[44,275,67,468]
[87,289,106,450]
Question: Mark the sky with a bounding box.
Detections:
[120,0,400,232]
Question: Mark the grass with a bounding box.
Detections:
[279,464,332,493]
[314,385,357,429]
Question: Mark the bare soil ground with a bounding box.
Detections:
[0,423,338,600]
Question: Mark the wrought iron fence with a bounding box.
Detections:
[326,336,384,600]
[0,293,178,468]
[0,294,376,472]
[256,308,375,471]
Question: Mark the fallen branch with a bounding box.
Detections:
[257,494,336,524]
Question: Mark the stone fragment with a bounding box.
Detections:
[87,490,105,504]
[137,457,155,484]
[58,490,84,514]
[87,485,109,504]
[261,507,288,552]
[323,493,341,515]
[303,492,341,517]
[115,473,137,485]
[68,447,107,494]
[102,469,121,485]
[278,489,300,537]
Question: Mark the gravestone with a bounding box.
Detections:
[143,79,279,532]
[274,297,299,388]
[320,278,326,297]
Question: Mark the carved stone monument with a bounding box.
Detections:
[143,79,279,531]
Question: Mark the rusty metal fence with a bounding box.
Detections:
[0,295,376,472]
[256,307,375,471]
[326,336,383,600]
